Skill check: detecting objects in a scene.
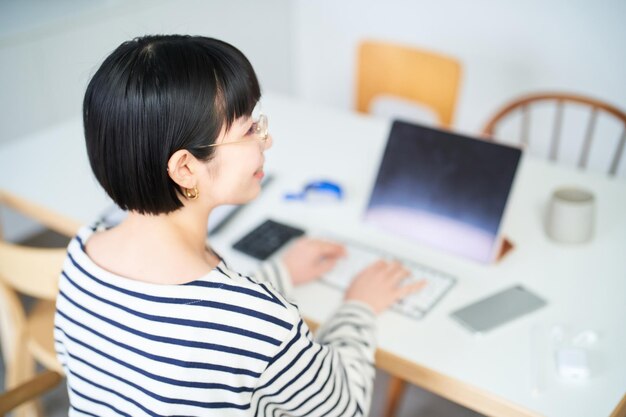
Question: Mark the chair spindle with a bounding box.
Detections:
[579,108,598,169]
[550,100,564,161]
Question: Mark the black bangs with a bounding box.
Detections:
[83,35,262,215]
[206,39,262,131]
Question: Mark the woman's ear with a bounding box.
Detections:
[167,150,199,189]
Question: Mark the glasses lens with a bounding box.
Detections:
[257,114,268,140]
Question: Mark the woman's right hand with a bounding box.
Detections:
[344,259,426,314]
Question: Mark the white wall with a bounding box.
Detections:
[0,0,295,146]
[0,0,295,241]
[293,0,626,135]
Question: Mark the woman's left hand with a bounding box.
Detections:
[281,238,347,286]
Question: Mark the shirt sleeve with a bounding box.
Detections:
[250,259,295,301]
[53,322,68,375]
[250,300,377,417]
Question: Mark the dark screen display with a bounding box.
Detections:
[364,120,521,263]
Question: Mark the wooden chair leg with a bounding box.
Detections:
[12,398,44,417]
[7,342,42,417]
[0,371,61,415]
[1,282,44,417]
[383,376,407,417]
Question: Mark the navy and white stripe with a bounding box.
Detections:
[55,225,377,416]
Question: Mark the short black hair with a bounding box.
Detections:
[83,35,261,214]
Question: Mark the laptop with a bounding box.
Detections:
[363,120,522,264]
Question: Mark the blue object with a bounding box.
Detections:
[284,180,344,201]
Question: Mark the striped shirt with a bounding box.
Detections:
[54,224,377,416]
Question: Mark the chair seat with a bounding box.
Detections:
[26,300,63,374]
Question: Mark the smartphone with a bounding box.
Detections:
[450,285,547,333]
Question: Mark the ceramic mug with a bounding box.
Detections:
[545,187,595,244]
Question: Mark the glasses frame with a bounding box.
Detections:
[205,113,268,148]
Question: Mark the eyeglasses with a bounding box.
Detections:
[205,108,269,148]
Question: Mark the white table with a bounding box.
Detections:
[1,93,625,417]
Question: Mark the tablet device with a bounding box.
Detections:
[450,285,546,333]
[363,120,522,264]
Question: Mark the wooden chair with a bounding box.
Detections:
[482,92,626,176]
[0,194,66,417]
[355,40,462,127]
[0,371,62,415]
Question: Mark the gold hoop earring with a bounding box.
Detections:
[184,186,199,200]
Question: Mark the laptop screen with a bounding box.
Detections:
[364,120,522,263]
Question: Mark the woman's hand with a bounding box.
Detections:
[345,260,426,314]
[281,238,347,286]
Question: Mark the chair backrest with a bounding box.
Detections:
[0,239,65,374]
[0,280,25,368]
[0,194,66,379]
[355,40,462,127]
[482,92,626,176]
[0,241,64,300]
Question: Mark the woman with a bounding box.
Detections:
[54,34,423,417]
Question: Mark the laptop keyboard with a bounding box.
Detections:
[320,239,456,320]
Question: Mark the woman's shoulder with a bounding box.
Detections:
[64,228,299,322]
[209,262,300,321]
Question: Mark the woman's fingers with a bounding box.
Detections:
[304,238,347,260]
[397,279,427,298]
[342,253,433,314]
[316,240,347,258]
[314,256,340,275]
[387,260,410,277]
